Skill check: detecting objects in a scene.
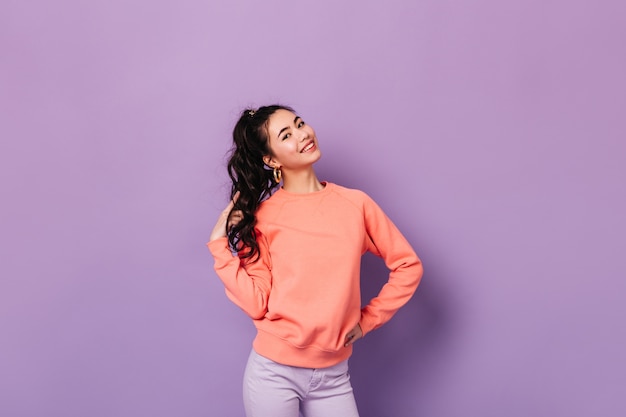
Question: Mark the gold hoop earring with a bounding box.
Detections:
[273,167,282,183]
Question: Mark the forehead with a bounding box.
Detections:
[267,109,298,135]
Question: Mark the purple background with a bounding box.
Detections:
[2,0,625,416]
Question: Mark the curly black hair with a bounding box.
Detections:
[226,104,294,262]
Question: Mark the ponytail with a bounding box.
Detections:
[226,105,294,262]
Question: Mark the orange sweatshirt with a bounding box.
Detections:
[207,182,423,368]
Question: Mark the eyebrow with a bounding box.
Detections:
[276,116,301,139]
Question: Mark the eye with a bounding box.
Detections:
[297,120,305,128]
[282,133,291,141]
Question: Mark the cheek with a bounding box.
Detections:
[274,142,297,158]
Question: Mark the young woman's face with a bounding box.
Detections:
[264,109,321,171]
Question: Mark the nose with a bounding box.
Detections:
[298,128,309,141]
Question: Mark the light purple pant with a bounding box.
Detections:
[243,349,360,417]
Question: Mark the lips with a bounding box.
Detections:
[300,140,315,153]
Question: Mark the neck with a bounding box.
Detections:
[281,168,324,194]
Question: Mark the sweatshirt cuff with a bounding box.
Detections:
[207,237,230,255]
[358,311,376,337]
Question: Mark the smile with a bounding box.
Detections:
[301,141,316,153]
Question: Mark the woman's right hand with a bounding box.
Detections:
[209,191,242,242]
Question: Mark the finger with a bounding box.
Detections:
[224,191,240,212]
[227,219,241,229]
[344,332,356,347]
[227,210,244,230]
[229,211,243,222]
[224,199,235,213]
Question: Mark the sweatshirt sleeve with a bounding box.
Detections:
[359,193,423,336]
[206,233,272,320]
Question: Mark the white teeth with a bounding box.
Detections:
[302,142,314,152]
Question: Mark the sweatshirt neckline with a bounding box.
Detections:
[275,181,333,199]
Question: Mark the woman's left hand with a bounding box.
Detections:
[344,323,363,347]
[209,191,241,242]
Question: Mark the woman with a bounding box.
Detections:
[208,105,423,417]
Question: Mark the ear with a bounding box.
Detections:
[263,155,278,168]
